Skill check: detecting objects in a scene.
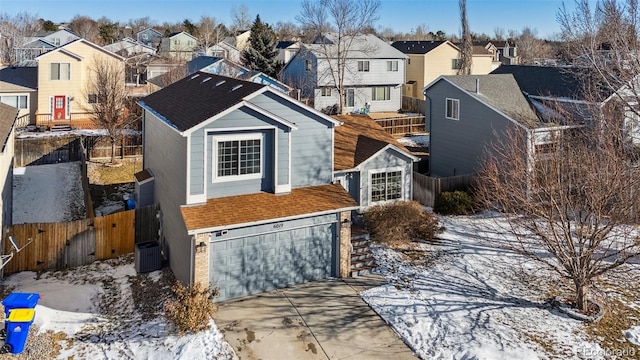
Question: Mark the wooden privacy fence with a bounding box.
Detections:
[402,96,426,114]
[83,134,142,159]
[374,115,426,136]
[3,204,160,275]
[14,135,82,167]
[413,172,475,207]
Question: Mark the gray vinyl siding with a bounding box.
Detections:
[135,178,154,207]
[248,92,334,187]
[142,111,191,284]
[281,49,317,99]
[426,80,518,177]
[359,148,413,207]
[314,86,403,113]
[277,130,289,185]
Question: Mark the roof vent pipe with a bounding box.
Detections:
[475,78,480,93]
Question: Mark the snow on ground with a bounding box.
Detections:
[16,129,141,139]
[397,134,429,148]
[3,256,236,359]
[13,162,86,224]
[362,214,640,359]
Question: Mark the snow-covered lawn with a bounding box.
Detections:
[363,214,640,360]
[2,255,236,359]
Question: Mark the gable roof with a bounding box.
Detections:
[435,74,540,128]
[333,114,415,171]
[391,40,451,55]
[491,65,588,100]
[180,184,357,233]
[276,40,297,49]
[165,31,197,40]
[35,38,125,61]
[0,66,38,91]
[139,72,267,131]
[0,103,17,152]
[308,33,407,59]
[137,27,162,36]
[16,39,55,49]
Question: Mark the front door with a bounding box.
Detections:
[53,96,66,120]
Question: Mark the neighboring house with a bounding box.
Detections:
[103,37,156,57]
[491,41,519,65]
[282,33,407,113]
[136,28,163,48]
[391,40,494,99]
[234,30,251,51]
[0,66,38,125]
[32,38,124,127]
[136,72,357,301]
[0,103,16,232]
[333,114,417,208]
[14,39,56,64]
[423,74,572,177]
[276,40,301,65]
[159,32,197,61]
[195,42,241,64]
[34,29,80,47]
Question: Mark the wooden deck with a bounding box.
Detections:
[35,113,99,130]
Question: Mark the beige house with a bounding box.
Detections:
[391,40,494,98]
[159,32,197,61]
[34,38,125,128]
[0,103,16,231]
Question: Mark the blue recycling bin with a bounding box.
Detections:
[5,308,35,354]
[2,293,39,318]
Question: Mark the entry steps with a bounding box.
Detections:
[350,226,378,277]
[50,124,72,132]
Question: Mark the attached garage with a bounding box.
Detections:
[209,218,338,301]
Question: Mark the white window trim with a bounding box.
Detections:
[371,86,391,101]
[368,167,404,205]
[445,98,460,120]
[212,133,264,183]
[387,60,398,71]
[50,62,71,81]
[358,60,370,72]
[321,87,332,96]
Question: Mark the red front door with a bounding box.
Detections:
[53,96,66,120]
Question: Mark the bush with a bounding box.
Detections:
[434,190,475,215]
[164,282,219,334]
[363,201,443,246]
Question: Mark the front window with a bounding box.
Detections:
[371,170,402,203]
[0,95,27,109]
[87,94,99,104]
[214,134,262,181]
[387,60,398,71]
[50,63,70,80]
[371,87,390,101]
[321,87,332,96]
[446,98,459,120]
[358,60,370,72]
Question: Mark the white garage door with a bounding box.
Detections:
[209,222,336,301]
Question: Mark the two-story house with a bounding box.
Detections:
[0,104,16,232]
[281,33,407,113]
[136,72,359,301]
[103,37,157,57]
[391,40,494,99]
[423,74,575,177]
[0,66,38,126]
[136,28,163,48]
[159,32,198,61]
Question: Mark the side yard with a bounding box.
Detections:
[362,214,640,359]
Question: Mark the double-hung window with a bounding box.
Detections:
[370,170,402,203]
[357,60,370,72]
[0,95,27,109]
[446,98,459,120]
[214,134,262,181]
[371,86,390,101]
[387,60,398,71]
[321,87,332,96]
[50,63,70,80]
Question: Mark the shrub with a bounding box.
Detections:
[363,201,443,246]
[164,281,219,334]
[434,190,475,215]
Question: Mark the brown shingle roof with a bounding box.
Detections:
[0,103,17,152]
[333,114,413,171]
[134,169,153,182]
[181,184,356,232]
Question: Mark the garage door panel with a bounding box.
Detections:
[210,222,336,301]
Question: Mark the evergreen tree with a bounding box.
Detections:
[241,15,278,77]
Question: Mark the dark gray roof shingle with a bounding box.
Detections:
[391,40,448,54]
[0,66,38,91]
[0,103,17,152]
[139,72,266,132]
[491,65,586,99]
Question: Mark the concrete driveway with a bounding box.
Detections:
[215,275,417,360]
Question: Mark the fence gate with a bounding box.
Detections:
[65,229,96,268]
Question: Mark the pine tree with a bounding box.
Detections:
[241,15,279,77]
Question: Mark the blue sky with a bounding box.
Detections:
[4,0,571,39]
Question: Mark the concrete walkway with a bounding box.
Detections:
[215,275,417,360]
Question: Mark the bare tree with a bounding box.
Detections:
[69,15,99,42]
[197,16,226,53]
[231,4,252,33]
[83,56,131,165]
[0,12,41,65]
[458,0,473,75]
[516,27,552,64]
[128,17,155,32]
[493,27,506,41]
[274,21,301,40]
[296,0,380,114]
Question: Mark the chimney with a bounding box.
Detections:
[475,78,480,93]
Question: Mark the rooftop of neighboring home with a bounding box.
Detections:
[276,40,298,49]
[0,103,18,151]
[139,72,267,132]
[333,114,414,171]
[491,65,587,100]
[0,66,38,91]
[391,40,450,54]
[307,33,407,59]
